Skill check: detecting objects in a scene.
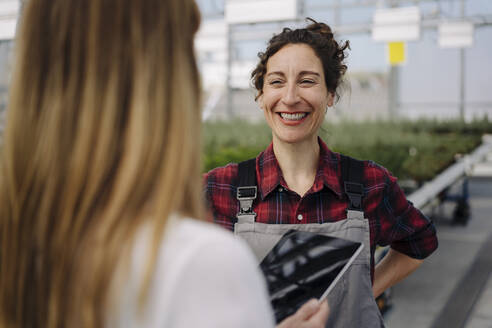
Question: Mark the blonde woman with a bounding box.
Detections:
[0,0,328,327]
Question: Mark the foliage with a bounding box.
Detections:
[203,118,490,183]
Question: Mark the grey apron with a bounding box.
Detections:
[234,159,385,328]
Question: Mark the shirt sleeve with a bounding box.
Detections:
[165,234,276,328]
[203,165,239,231]
[378,173,438,259]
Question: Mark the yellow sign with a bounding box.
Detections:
[388,42,406,65]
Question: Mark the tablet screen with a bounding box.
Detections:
[259,230,364,323]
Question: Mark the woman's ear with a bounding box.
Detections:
[327,92,334,108]
[257,94,264,110]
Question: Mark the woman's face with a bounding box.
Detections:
[259,43,333,145]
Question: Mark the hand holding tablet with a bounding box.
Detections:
[277,298,330,328]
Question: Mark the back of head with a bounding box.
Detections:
[0,0,202,327]
[252,18,350,101]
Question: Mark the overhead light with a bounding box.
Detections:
[438,21,474,48]
[0,0,20,40]
[225,0,299,25]
[372,6,421,42]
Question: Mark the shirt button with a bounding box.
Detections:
[297,214,303,221]
[278,187,284,192]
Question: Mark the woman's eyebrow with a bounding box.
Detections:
[299,71,320,77]
[266,71,285,78]
[266,71,320,78]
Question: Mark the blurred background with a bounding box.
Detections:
[0,0,491,327]
[195,0,492,122]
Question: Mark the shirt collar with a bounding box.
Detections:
[256,137,343,200]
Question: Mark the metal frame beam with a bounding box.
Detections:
[228,14,492,41]
[408,138,492,209]
[307,0,473,11]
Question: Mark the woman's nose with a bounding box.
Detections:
[281,83,300,106]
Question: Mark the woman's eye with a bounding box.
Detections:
[300,79,315,84]
[269,80,283,85]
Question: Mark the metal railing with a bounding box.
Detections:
[408,135,492,209]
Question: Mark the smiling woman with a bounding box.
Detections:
[204,18,438,328]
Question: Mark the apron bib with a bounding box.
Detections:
[234,211,385,328]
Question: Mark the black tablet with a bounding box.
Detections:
[259,230,364,323]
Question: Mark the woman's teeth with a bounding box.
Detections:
[280,112,307,121]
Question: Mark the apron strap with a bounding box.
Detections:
[340,155,365,219]
[236,158,257,222]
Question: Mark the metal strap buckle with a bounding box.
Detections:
[237,186,257,199]
[344,182,364,210]
[237,186,257,214]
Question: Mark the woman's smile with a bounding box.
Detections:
[277,111,309,125]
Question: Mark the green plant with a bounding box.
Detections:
[203,118,487,183]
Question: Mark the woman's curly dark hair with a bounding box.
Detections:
[251,18,350,101]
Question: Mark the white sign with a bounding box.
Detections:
[0,0,20,40]
[195,20,228,54]
[225,0,298,25]
[372,6,421,42]
[438,21,474,48]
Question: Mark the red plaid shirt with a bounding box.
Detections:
[204,138,438,279]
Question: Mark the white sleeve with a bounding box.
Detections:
[164,236,275,328]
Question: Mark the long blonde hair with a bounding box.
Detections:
[0,0,203,327]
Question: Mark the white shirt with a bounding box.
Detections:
[109,217,275,328]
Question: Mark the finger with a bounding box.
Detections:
[295,299,320,320]
[276,315,293,328]
[307,300,330,327]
